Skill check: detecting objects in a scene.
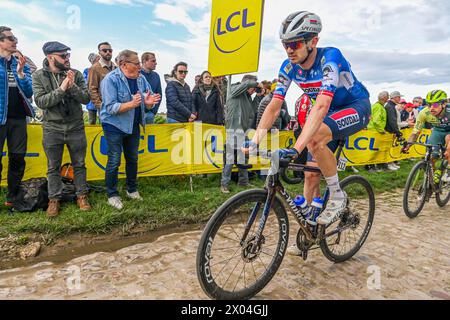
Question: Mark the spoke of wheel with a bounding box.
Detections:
[211,247,241,268]
[257,255,269,274]
[213,244,244,251]
[243,262,247,289]
[260,249,275,258]
[232,260,246,292]
[250,260,258,283]
[221,253,243,290]
[216,230,242,244]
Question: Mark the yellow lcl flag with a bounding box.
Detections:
[208,0,265,77]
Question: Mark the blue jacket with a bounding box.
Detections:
[140,69,162,115]
[100,68,154,134]
[0,55,35,125]
[83,67,96,111]
[165,78,194,122]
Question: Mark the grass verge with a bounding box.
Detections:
[0,160,417,241]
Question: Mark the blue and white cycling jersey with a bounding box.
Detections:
[274,47,370,111]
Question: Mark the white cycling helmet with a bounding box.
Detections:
[279,11,322,41]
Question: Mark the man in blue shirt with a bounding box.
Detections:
[100,50,161,210]
[140,52,162,124]
[0,26,34,207]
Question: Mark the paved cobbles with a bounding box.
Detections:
[0,192,448,300]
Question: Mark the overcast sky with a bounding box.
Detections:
[1,0,449,114]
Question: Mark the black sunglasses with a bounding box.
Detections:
[0,35,18,42]
[178,70,188,74]
[100,49,113,53]
[54,53,71,60]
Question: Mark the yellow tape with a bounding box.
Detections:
[0,124,430,185]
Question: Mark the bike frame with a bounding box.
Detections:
[242,140,348,250]
[408,142,447,201]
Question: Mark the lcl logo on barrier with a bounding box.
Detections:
[213,8,256,54]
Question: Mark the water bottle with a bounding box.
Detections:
[434,160,443,184]
[294,195,309,215]
[307,197,324,225]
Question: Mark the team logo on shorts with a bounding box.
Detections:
[330,108,360,130]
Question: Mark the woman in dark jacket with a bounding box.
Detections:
[192,71,224,125]
[165,61,195,123]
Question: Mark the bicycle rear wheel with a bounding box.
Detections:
[320,175,375,263]
[436,165,450,207]
[403,161,428,218]
[196,189,288,300]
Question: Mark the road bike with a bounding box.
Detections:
[196,140,375,300]
[402,142,450,218]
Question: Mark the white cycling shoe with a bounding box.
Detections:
[441,172,450,183]
[317,193,347,225]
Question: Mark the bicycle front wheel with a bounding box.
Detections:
[436,165,450,207]
[320,175,375,263]
[196,189,288,300]
[403,161,428,218]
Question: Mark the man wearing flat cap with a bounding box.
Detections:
[32,41,92,217]
[385,91,404,137]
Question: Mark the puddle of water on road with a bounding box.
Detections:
[0,223,204,271]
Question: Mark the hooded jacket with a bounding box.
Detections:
[225,80,258,132]
[0,55,35,125]
[32,59,90,132]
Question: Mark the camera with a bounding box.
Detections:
[255,87,263,94]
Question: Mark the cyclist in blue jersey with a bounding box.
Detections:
[243,11,371,226]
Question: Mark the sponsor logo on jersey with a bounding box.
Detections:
[278,74,289,86]
[323,65,333,77]
[284,63,292,74]
[299,81,322,94]
[340,71,355,89]
[330,108,360,130]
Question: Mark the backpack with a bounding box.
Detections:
[11,178,49,213]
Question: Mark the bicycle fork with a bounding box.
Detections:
[240,188,277,253]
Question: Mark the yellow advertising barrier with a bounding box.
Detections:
[208,0,265,76]
[1,124,430,185]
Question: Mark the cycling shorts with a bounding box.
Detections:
[429,129,450,158]
[307,99,371,163]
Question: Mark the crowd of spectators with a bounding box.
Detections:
[1,25,446,213]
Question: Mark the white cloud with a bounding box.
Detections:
[0,0,65,29]
[92,0,153,6]
[2,0,450,114]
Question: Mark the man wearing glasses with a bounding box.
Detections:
[0,26,35,208]
[33,41,92,217]
[405,90,450,182]
[245,11,371,229]
[100,50,161,210]
[88,42,116,116]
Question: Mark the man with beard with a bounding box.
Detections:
[0,26,35,207]
[88,42,116,115]
[32,41,92,217]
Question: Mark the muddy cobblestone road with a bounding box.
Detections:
[0,192,448,300]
